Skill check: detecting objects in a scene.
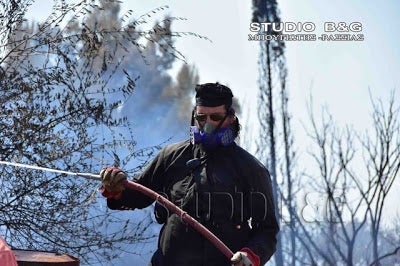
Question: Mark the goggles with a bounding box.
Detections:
[194,113,226,122]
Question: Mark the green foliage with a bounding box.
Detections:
[0,0,200,264]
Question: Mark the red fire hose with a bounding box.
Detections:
[121,179,234,259]
[0,161,234,259]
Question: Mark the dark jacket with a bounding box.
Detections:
[107,140,279,265]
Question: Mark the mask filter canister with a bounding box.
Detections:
[190,123,235,149]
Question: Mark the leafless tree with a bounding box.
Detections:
[296,92,400,265]
[357,92,400,265]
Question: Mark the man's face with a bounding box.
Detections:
[195,105,235,130]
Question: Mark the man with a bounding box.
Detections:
[100,83,279,265]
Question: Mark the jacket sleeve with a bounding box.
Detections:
[107,147,168,210]
[245,164,279,264]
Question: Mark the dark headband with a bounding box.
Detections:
[195,83,233,107]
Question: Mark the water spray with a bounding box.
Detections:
[0,160,101,180]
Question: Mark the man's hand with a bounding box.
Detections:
[231,248,260,266]
[100,166,127,195]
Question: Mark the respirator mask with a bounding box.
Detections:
[190,120,235,150]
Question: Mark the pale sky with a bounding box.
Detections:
[28,1,400,130]
[114,0,400,146]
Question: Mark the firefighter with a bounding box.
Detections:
[100,82,279,265]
